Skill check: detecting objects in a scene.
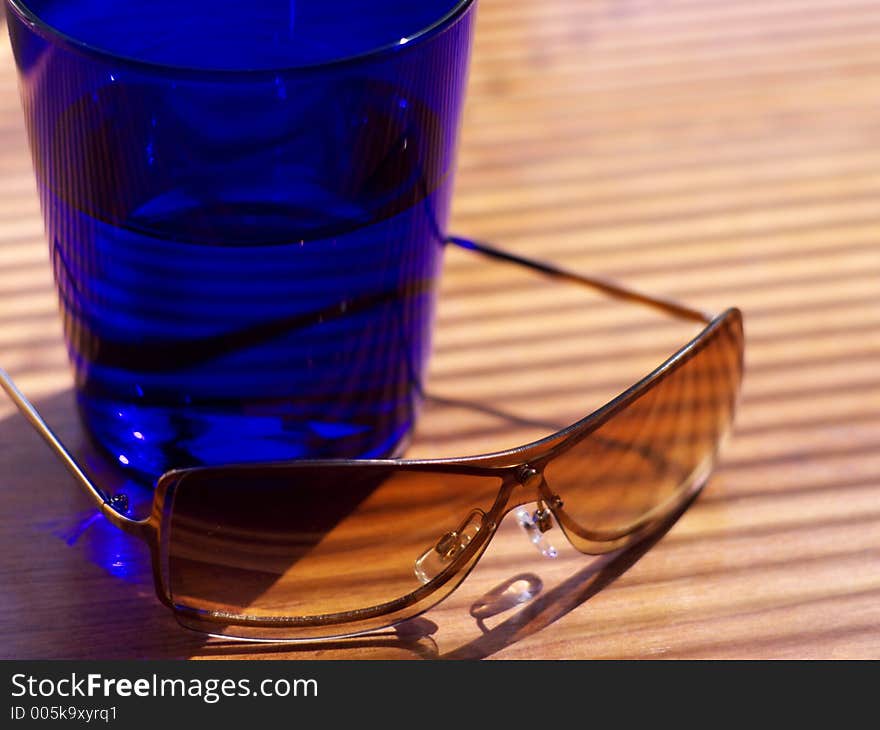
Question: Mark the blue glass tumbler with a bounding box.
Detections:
[4,0,476,480]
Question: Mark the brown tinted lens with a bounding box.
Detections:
[164,465,501,623]
[544,310,743,541]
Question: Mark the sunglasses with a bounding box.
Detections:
[0,237,744,641]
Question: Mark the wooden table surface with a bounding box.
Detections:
[2,0,879,659]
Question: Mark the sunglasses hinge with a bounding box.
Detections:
[108,492,129,514]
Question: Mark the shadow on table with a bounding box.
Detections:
[440,502,687,659]
[0,388,687,660]
[0,390,205,659]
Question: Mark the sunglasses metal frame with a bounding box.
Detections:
[0,237,744,641]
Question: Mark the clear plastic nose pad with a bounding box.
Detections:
[515,504,559,559]
[414,508,486,585]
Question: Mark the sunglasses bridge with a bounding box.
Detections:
[414,464,563,584]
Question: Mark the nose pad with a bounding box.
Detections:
[515,502,559,559]
[414,508,486,585]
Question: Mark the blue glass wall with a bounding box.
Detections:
[5,0,476,482]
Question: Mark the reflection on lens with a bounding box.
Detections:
[165,465,501,621]
[544,310,743,541]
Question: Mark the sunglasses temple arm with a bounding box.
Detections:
[447,236,712,324]
[0,368,145,534]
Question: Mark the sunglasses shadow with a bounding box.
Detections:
[440,498,692,659]
[195,618,443,660]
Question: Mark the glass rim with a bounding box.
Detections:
[3,0,475,78]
